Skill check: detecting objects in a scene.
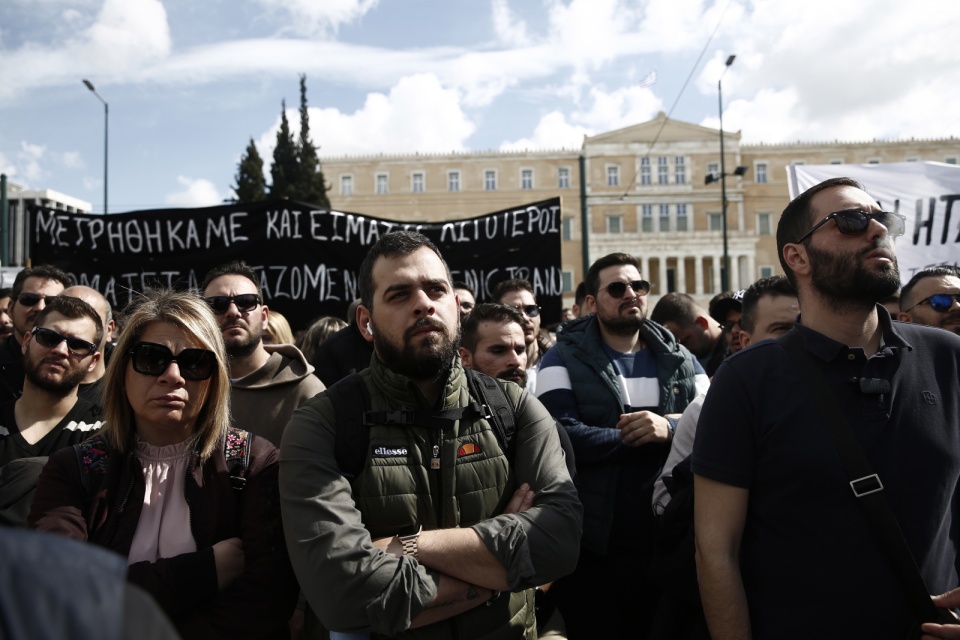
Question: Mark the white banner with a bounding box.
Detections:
[786,162,960,284]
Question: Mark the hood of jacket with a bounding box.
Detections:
[232,344,316,391]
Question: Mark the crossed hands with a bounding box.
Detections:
[617,411,671,447]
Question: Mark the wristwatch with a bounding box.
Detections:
[398,526,422,560]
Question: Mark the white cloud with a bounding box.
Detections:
[499,111,587,151]
[255,0,379,36]
[18,142,46,183]
[58,151,84,169]
[0,152,15,178]
[258,74,476,158]
[492,0,529,46]
[165,176,223,207]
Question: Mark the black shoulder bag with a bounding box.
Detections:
[779,330,957,635]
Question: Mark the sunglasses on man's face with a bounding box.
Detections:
[904,293,960,314]
[794,209,906,244]
[509,304,540,318]
[204,294,261,315]
[601,279,651,298]
[129,342,217,381]
[17,292,57,307]
[31,326,98,358]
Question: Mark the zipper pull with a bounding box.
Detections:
[431,443,441,470]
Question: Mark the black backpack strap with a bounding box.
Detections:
[465,368,516,459]
[224,428,252,492]
[328,372,371,481]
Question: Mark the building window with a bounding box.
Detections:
[411,172,424,193]
[558,167,570,188]
[755,162,768,184]
[759,266,775,279]
[658,157,669,184]
[640,157,651,185]
[484,170,497,191]
[641,205,653,232]
[946,157,958,165]
[521,169,533,190]
[675,156,686,184]
[757,213,772,236]
[677,204,688,231]
[448,170,461,192]
[562,270,574,293]
[867,158,881,165]
[607,215,622,234]
[709,213,722,232]
[607,165,620,187]
[707,162,719,180]
[375,173,388,195]
[829,159,843,165]
[659,204,670,231]
[562,218,573,241]
[340,175,353,196]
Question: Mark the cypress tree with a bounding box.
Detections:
[232,138,266,203]
[294,74,330,208]
[270,100,298,199]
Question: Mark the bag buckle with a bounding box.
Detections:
[850,474,883,497]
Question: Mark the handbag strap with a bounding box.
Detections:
[779,330,940,623]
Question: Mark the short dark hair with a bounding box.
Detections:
[492,279,533,302]
[740,276,797,334]
[900,265,960,311]
[574,281,587,308]
[12,265,73,300]
[35,295,104,347]
[777,177,865,287]
[202,260,262,297]
[460,303,527,352]
[650,292,699,328]
[452,281,475,298]
[359,231,450,310]
[585,253,640,298]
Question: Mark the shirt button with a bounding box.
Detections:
[847,354,856,361]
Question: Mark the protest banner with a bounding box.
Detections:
[28,198,563,330]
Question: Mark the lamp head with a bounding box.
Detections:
[725,55,736,67]
[82,79,95,92]
[733,165,748,176]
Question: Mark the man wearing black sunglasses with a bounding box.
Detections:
[202,261,324,447]
[493,278,553,394]
[694,177,960,639]
[898,265,960,336]
[536,252,708,639]
[0,265,72,404]
[0,295,103,470]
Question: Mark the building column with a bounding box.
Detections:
[694,255,705,295]
[729,255,740,291]
[712,255,722,294]
[746,253,756,286]
[676,256,687,293]
[641,256,651,282]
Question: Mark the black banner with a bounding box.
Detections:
[28,198,563,330]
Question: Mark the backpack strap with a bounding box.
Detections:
[328,372,371,481]
[464,368,516,459]
[224,428,252,491]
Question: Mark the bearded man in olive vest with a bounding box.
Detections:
[280,231,582,640]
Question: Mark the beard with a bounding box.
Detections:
[499,366,528,388]
[221,320,262,358]
[374,317,461,382]
[598,298,646,337]
[808,238,901,312]
[24,352,86,394]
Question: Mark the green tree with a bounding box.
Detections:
[294,74,330,208]
[232,138,266,203]
[270,100,298,199]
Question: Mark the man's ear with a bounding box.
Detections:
[583,295,598,314]
[739,331,752,348]
[897,311,912,323]
[21,331,30,356]
[86,351,102,373]
[694,315,710,331]
[783,243,810,280]
[260,305,270,331]
[357,305,374,343]
[458,346,473,368]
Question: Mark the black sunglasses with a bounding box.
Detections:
[204,294,261,315]
[602,279,651,298]
[904,293,960,314]
[509,304,540,318]
[31,326,98,358]
[795,209,906,244]
[129,342,217,381]
[18,292,57,307]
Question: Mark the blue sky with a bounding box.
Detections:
[2,0,959,213]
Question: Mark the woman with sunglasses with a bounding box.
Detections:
[28,289,298,639]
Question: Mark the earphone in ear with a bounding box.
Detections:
[366,322,374,336]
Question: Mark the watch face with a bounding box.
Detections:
[397,524,421,538]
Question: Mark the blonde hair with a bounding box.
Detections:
[101,289,231,462]
[265,309,295,345]
[297,315,348,362]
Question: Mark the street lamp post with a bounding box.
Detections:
[718,56,735,291]
[82,79,108,215]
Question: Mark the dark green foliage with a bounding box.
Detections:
[294,74,331,208]
[232,138,266,203]
[270,100,299,200]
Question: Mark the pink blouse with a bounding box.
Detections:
[127,436,198,565]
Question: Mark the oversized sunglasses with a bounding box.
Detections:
[509,304,540,318]
[795,209,906,244]
[31,326,98,358]
[602,279,651,298]
[904,293,960,314]
[129,342,217,381]
[204,294,261,315]
[18,292,57,307]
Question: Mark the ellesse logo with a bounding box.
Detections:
[372,446,408,457]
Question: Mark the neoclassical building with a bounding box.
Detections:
[324,113,959,306]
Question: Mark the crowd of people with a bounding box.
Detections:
[0,175,959,640]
